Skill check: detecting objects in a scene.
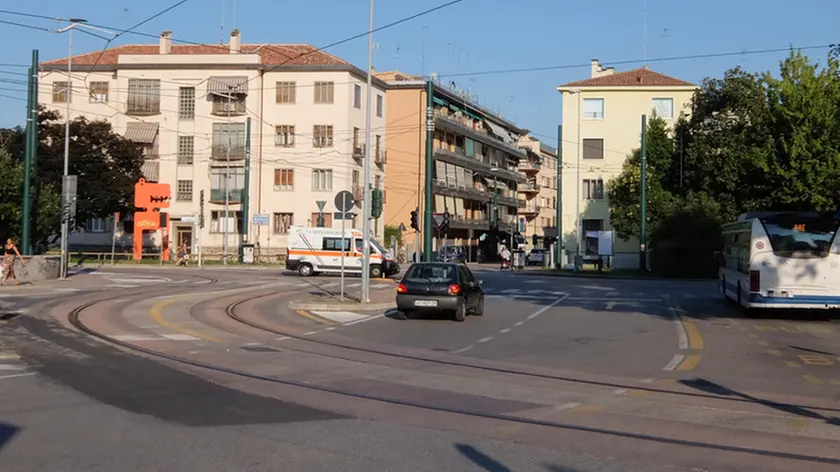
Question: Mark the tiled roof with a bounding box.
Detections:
[561,67,694,87]
[41,44,348,67]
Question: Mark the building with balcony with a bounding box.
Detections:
[517,136,558,247]
[39,30,388,258]
[377,71,527,260]
[556,60,697,268]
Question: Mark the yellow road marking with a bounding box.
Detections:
[570,404,601,413]
[791,418,807,433]
[656,378,677,385]
[677,354,702,371]
[295,310,339,326]
[682,320,704,350]
[0,352,20,360]
[626,389,649,398]
[767,349,782,356]
[798,354,833,366]
[784,361,801,368]
[802,375,824,385]
[149,297,226,343]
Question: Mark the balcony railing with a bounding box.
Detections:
[433,147,524,183]
[352,143,364,160]
[450,217,490,230]
[519,181,540,193]
[433,109,527,158]
[375,149,387,165]
[209,188,244,203]
[352,184,363,201]
[519,204,541,215]
[211,144,246,160]
[433,181,491,202]
[519,160,540,172]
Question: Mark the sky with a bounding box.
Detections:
[0,0,838,145]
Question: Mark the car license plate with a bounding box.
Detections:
[414,300,438,307]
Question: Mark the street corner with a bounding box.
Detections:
[287,296,396,313]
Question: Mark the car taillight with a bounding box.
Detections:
[749,270,760,292]
[397,283,407,293]
[448,284,461,296]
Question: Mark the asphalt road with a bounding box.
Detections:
[2,265,840,471]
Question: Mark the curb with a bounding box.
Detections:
[70,264,285,271]
[512,270,714,282]
[288,299,396,312]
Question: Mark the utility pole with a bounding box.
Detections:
[422,79,434,261]
[679,129,684,199]
[242,117,251,244]
[640,114,648,271]
[22,50,38,255]
[360,0,375,302]
[59,21,78,279]
[554,124,562,268]
[222,87,232,265]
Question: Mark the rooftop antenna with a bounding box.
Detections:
[220,0,225,44]
[396,43,400,70]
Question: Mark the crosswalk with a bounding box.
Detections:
[0,351,33,382]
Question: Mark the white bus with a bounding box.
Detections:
[719,211,840,309]
[285,226,401,278]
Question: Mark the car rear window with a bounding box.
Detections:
[404,264,457,283]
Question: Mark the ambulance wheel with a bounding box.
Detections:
[370,265,383,278]
[298,263,314,277]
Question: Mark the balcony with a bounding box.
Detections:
[450,216,490,231]
[519,203,541,216]
[352,143,364,161]
[519,181,540,194]
[352,184,363,202]
[211,144,246,161]
[518,160,540,173]
[211,97,247,116]
[375,149,387,165]
[433,181,491,203]
[209,188,244,204]
[434,110,527,158]
[433,147,524,183]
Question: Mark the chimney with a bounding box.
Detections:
[229,29,241,53]
[159,31,172,54]
[590,59,614,78]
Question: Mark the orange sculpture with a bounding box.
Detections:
[133,178,171,261]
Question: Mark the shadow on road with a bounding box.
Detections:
[454,443,584,472]
[0,422,20,453]
[680,378,840,426]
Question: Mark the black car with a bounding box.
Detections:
[395,262,485,322]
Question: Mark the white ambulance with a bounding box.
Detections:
[285,226,401,278]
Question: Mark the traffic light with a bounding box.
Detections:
[371,188,383,219]
[441,210,450,234]
[410,208,419,230]
[532,234,538,246]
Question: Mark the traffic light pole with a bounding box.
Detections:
[360,0,375,302]
[555,124,562,268]
[423,80,435,262]
[640,114,648,271]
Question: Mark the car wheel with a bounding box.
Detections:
[370,265,383,278]
[454,300,466,322]
[298,263,314,277]
[473,295,485,316]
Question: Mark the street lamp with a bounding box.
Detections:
[562,88,583,271]
[54,18,117,279]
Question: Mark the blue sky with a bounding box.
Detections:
[0,0,838,144]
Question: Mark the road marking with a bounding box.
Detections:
[663,354,685,371]
[785,361,801,368]
[755,340,769,346]
[161,334,200,341]
[344,314,385,326]
[310,311,368,324]
[798,354,833,366]
[277,336,290,341]
[514,321,524,327]
[304,331,318,336]
[569,404,600,413]
[113,334,162,342]
[0,353,20,360]
[767,349,782,356]
[613,389,628,394]
[453,345,474,354]
[640,377,657,384]
[677,354,702,371]
[0,372,35,381]
[346,283,361,288]
[566,297,662,302]
[791,418,807,433]
[500,328,510,333]
[149,297,225,343]
[683,320,704,350]
[477,336,494,343]
[802,375,824,385]
[485,294,560,299]
[555,402,581,411]
[295,283,311,287]
[668,306,689,350]
[0,364,25,371]
[295,310,340,326]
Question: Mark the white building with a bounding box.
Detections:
[39,30,388,260]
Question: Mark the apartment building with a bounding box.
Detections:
[39,30,387,258]
[556,60,697,268]
[517,135,558,247]
[378,71,527,260]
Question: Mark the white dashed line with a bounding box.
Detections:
[0,372,35,381]
[640,377,657,384]
[344,314,385,326]
[555,402,582,411]
[663,354,685,371]
[304,331,318,336]
[668,304,689,350]
[500,328,510,333]
[514,321,524,327]
[613,389,628,395]
[325,327,337,331]
[477,336,495,343]
[276,336,290,341]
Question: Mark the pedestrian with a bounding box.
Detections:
[1,238,24,286]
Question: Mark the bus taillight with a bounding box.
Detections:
[749,270,760,292]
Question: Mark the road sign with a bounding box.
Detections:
[334,190,354,212]
[432,213,444,230]
[398,223,406,232]
[334,212,355,220]
[316,200,327,212]
[253,213,269,226]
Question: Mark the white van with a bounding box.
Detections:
[285,226,401,278]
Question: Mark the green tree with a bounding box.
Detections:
[383,225,403,249]
[0,107,144,246]
[606,114,677,239]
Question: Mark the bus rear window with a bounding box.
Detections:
[760,217,839,258]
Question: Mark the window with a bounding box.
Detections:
[582,138,604,159]
[274,168,294,190]
[376,94,383,117]
[212,122,247,159]
[311,212,334,227]
[86,218,105,232]
[276,81,296,104]
[210,210,241,234]
[178,87,195,120]
[582,98,604,119]
[212,95,246,115]
[177,136,194,165]
[583,179,604,200]
[88,81,108,102]
[177,180,193,201]
[652,98,674,119]
[275,125,295,147]
[52,82,70,103]
[314,81,334,104]
[353,84,361,108]
[273,213,293,234]
[313,125,333,148]
[353,127,361,149]
[127,79,161,114]
[323,237,351,251]
[311,169,333,191]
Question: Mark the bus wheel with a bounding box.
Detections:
[298,263,314,277]
[370,265,383,278]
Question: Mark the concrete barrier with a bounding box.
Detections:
[4,255,61,283]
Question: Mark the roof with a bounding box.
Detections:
[40,43,348,67]
[560,67,694,88]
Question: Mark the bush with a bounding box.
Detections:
[649,196,722,278]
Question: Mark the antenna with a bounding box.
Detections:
[396,43,400,70]
[220,0,225,44]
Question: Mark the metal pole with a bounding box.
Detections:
[59,28,73,279]
[28,50,39,255]
[679,129,684,199]
[423,80,435,262]
[574,91,581,270]
[555,124,562,268]
[22,64,33,256]
[340,215,346,302]
[360,0,375,302]
[110,213,117,265]
[243,117,251,245]
[223,89,232,265]
[640,114,648,271]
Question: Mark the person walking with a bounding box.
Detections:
[1,238,24,286]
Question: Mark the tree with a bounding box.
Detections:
[606,114,677,239]
[0,107,144,246]
[383,225,403,249]
[0,149,61,246]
